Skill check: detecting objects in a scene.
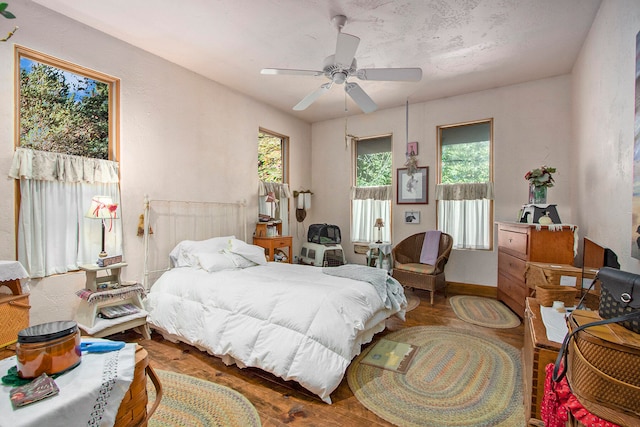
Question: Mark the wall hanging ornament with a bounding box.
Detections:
[294,190,313,223]
[404,100,418,176]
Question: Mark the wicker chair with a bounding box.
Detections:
[391,232,453,305]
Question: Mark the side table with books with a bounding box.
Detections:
[76,262,150,339]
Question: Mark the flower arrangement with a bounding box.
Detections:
[525,166,556,188]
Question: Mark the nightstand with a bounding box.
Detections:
[253,235,293,263]
[76,263,150,339]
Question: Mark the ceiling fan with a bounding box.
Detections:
[261,15,422,114]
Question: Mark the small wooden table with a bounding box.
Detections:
[0,261,30,348]
[253,235,293,263]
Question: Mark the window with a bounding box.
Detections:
[11,46,121,277]
[258,129,290,235]
[436,120,494,250]
[351,135,392,243]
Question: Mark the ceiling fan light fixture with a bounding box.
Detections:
[333,72,347,84]
[261,14,422,113]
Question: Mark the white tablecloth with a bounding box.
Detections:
[0,339,136,427]
[0,261,28,282]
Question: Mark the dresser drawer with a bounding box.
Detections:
[498,251,527,281]
[270,237,291,248]
[497,272,528,302]
[497,227,528,259]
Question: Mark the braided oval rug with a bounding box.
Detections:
[449,295,521,328]
[347,326,525,427]
[148,370,261,427]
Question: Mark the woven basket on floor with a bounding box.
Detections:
[534,285,576,307]
[114,346,162,427]
[0,294,30,348]
[566,311,640,426]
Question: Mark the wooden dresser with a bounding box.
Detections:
[496,222,575,317]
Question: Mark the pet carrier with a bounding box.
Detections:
[307,224,341,244]
[299,242,346,267]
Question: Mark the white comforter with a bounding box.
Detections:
[144,262,406,403]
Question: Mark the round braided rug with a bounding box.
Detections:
[449,295,521,328]
[148,370,261,427]
[405,289,420,312]
[347,326,525,427]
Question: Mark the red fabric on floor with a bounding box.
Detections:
[541,363,620,427]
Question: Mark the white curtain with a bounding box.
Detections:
[9,148,122,278]
[436,182,493,250]
[351,186,391,243]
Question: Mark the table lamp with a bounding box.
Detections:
[375,218,384,244]
[85,196,118,258]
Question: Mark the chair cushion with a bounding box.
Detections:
[394,262,436,275]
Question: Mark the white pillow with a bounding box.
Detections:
[223,250,258,268]
[227,238,268,266]
[196,252,237,273]
[169,236,236,267]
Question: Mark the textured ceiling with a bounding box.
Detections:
[33,0,602,123]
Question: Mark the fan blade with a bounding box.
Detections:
[334,33,360,68]
[293,83,332,111]
[356,68,422,82]
[261,68,323,77]
[345,82,377,113]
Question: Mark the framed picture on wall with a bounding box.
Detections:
[397,167,428,204]
[404,211,420,224]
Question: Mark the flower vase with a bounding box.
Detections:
[529,185,547,204]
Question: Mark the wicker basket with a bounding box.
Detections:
[534,285,577,307]
[566,311,640,426]
[0,294,30,348]
[525,262,582,290]
[114,346,162,427]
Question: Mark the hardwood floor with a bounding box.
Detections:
[1,289,526,426]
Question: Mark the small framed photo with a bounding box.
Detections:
[407,141,418,156]
[404,211,420,224]
[397,167,428,204]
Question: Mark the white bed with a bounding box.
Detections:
[142,198,406,403]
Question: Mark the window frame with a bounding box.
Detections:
[14,45,120,160]
[436,118,494,250]
[353,134,393,188]
[351,134,393,244]
[258,127,289,184]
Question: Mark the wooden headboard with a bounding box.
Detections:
[142,197,247,289]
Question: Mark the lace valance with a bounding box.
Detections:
[435,182,494,201]
[351,185,392,201]
[8,147,119,183]
[258,181,292,199]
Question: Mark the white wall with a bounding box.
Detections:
[311,75,573,286]
[0,1,312,324]
[572,0,640,273]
